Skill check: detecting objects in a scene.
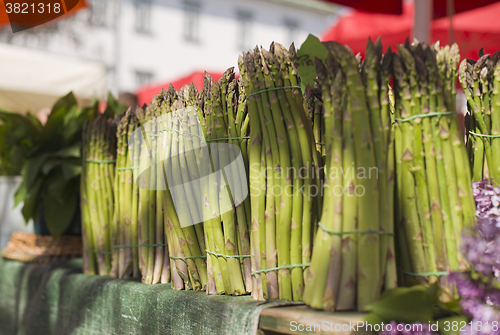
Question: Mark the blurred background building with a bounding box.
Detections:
[0,0,337,109]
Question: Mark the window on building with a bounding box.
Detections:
[284,19,299,46]
[236,11,252,51]
[106,66,115,91]
[136,71,154,87]
[183,1,200,42]
[90,0,114,27]
[136,0,151,33]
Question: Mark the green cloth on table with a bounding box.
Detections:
[0,258,295,335]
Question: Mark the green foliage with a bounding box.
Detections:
[0,109,42,175]
[14,92,97,237]
[364,283,467,335]
[365,283,439,325]
[103,92,127,117]
[296,34,328,93]
[10,91,125,237]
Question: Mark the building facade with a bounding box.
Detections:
[0,0,336,94]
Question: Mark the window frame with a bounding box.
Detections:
[183,0,201,43]
[236,10,252,51]
[135,0,152,34]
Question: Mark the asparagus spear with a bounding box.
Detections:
[399,46,438,281]
[241,52,265,300]
[330,42,381,310]
[393,53,428,280]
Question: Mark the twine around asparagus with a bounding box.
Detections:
[112,243,168,248]
[116,166,139,170]
[246,86,301,99]
[83,248,112,255]
[147,129,249,142]
[251,263,310,275]
[318,222,395,236]
[468,130,500,138]
[84,243,169,254]
[394,111,456,123]
[205,137,250,142]
[400,267,449,277]
[168,255,207,266]
[85,159,116,163]
[158,128,203,138]
[205,249,250,259]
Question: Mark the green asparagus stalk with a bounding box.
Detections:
[242,51,265,300]
[330,41,381,310]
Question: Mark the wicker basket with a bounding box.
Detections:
[1,231,82,263]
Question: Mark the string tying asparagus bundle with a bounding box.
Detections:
[81,115,117,276]
[460,51,500,184]
[239,42,320,301]
[302,38,396,312]
[393,41,475,293]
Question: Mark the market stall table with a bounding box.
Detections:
[0,258,367,335]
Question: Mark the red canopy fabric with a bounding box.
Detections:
[323,0,403,14]
[432,0,500,19]
[322,0,499,18]
[136,71,224,106]
[322,1,500,60]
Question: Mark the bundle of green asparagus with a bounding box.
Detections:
[460,51,500,184]
[135,102,172,284]
[302,38,396,312]
[198,69,252,295]
[392,41,475,290]
[81,115,117,276]
[110,107,143,280]
[150,85,208,291]
[239,43,321,301]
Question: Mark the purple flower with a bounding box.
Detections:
[451,179,500,335]
[448,272,486,300]
[465,180,500,280]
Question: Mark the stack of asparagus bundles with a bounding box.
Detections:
[81,115,117,276]
[392,41,475,290]
[151,85,208,291]
[302,39,396,312]
[239,43,320,301]
[199,69,252,295]
[460,51,500,184]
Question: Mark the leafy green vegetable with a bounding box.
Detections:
[14,92,96,236]
[364,282,467,335]
[296,34,328,93]
[103,92,127,117]
[365,283,439,324]
[12,91,126,236]
[0,109,42,175]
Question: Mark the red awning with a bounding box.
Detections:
[322,1,500,60]
[136,71,225,106]
[322,0,500,18]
